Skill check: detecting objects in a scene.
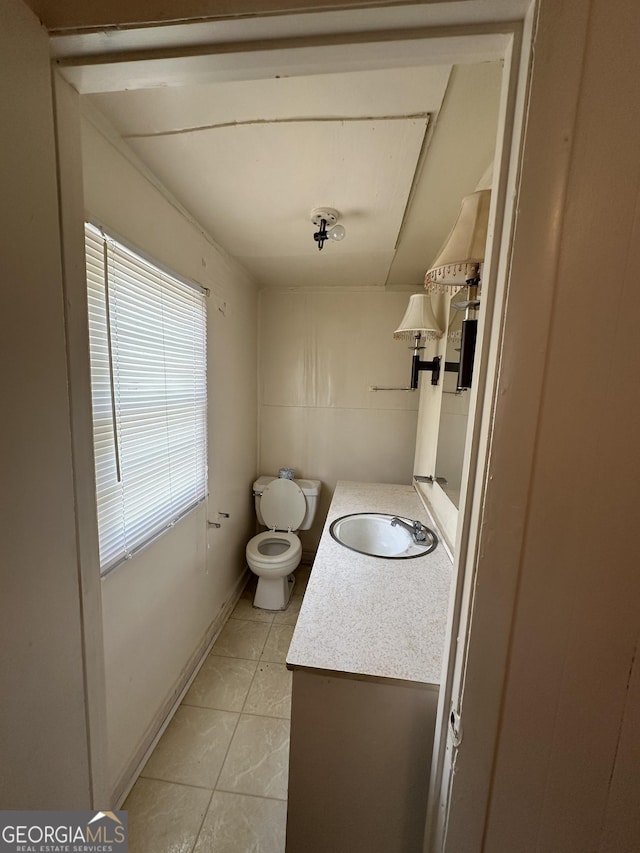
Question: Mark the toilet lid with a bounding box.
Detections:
[260,478,306,531]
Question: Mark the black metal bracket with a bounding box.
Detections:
[313,218,328,250]
[411,353,441,388]
[440,324,477,393]
[457,318,477,390]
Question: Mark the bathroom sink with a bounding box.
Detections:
[329,513,437,559]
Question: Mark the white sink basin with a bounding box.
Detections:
[329,513,437,559]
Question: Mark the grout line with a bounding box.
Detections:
[212,709,291,801]
[205,651,268,663]
[138,774,216,793]
[207,712,242,801]
[131,597,295,846]
[207,616,273,799]
[210,790,291,804]
[208,623,292,801]
[204,653,265,663]
[227,614,275,623]
[239,667,260,717]
[189,789,214,853]
[214,785,287,803]
[237,710,292,722]
[180,658,259,712]
[227,615,276,626]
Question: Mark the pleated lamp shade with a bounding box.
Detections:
[393,294,443,341]
[424,189,491,293]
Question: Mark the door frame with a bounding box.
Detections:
[423,10,534,847]
[51,0,552,832]
[430,1,600,850]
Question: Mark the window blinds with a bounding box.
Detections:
[85,223,208,573]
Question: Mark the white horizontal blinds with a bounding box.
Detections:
[85,223,207,573]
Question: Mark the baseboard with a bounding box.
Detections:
[112,568,250,807]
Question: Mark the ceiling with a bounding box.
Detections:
[81,57,503,290]
[39,2,507,291]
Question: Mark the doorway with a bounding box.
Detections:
[52,2,534,846]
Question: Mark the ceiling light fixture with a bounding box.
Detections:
[311,208,346,251]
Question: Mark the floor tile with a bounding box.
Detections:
[273,595,302,626]
[183,655,257,712]
[261,624,295,664]
[124,777,211,853]
[194,791,287,853]
[217,715,290,800]
[243,662,292,719]
[141,705,238,789]
[213,618,271,660]
[232,595,276,623]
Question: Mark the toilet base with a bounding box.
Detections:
[254,573,296,611]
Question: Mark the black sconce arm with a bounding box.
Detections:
[411,353,441,388]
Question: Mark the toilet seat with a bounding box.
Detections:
[260,478,306,531]
[246,531,301,573]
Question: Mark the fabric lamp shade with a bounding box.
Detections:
[424,189,491,292]
[394,294,443,340]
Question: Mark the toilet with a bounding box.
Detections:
[246,475,321,610]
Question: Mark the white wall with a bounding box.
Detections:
[80,116,259,800]
[0,0,92,807]
[258,288,420,551]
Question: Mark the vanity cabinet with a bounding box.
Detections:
[285,481,452,853]
[286,668,438,853]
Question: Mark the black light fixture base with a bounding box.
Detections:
[411,354,441,388]
[313,218,329,250]
[457,318,477,390]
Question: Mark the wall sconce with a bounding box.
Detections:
[311,208,346,251]
[424,189,491,390]
[394,294,443,389]
[424,190,491,294]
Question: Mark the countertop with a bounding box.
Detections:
[286,481,453,685]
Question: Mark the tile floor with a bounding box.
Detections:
[123,565,311,853]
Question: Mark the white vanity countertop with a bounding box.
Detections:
[286,481,453,685]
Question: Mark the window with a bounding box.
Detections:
[85,223,208,574]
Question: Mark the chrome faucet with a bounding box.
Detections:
[390,516,429,543]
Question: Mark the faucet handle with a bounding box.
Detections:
[412,520,428,541]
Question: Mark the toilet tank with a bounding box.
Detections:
[253,475,321,530]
